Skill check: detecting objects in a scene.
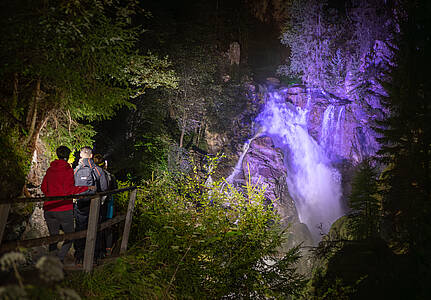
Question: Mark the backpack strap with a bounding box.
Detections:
[88,159,102,177]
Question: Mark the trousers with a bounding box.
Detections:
[73,202,105,260]
[43,210,74,262]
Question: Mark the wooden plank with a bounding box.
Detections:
[0,204,11,245]
[0,186,137,204]
[83,196,101,273]
[0,215,126,253]
[120,189,137,254]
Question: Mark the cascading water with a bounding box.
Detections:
[224,128,263,185]
[320,105,336,150]
[320,105,346,158]
[254,90,344,241]
[335,106,345,151]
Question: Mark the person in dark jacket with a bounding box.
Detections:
[73,146,108,264]
[94,154,118,255]
[41,146,95,263]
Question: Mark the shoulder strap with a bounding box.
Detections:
[88,159,102,177]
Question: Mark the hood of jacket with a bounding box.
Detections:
[49,159,71,172]
[80,157,96,168]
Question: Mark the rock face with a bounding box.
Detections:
[277,85,382,163]
[227,136,314,249]
[203,81,383,273]
[231,136,314,274]
[242,137,299,226]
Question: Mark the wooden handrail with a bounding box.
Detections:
[0,186,137,204]
[0,186,138,272]
[0,214,126,253]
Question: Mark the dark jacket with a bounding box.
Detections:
[74,158,108,208]
[41,159,89,211]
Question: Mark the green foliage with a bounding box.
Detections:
[0,0,178,194]
[0,133,29,197]
[41,116,97,159]
[375,0,431,256]
[124,53,178,99]
[133,134,171,178]
[67,157,304,298]
[347,159,380,240]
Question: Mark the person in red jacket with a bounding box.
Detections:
[41,146,95,263]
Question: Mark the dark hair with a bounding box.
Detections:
[56,146,71,160]
[93,153,105,167]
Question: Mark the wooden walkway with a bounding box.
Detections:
[0,187,137,272]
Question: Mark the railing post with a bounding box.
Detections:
[120,189,137,254]
[83,195,101,273]
[0,204,11,246]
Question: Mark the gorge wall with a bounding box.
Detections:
[209,82,382,246]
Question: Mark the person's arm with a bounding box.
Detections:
[98,168,109,192]
[41,170,49,195]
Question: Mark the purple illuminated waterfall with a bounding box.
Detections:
[256,91,344,241]
[320,105,346,158]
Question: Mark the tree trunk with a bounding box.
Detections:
[25,79,41,146]
[179,124,186,148]
[22,80,49,188]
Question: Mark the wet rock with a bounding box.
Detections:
[237,136,314,274]
[242,136,299,226]
[282,86,382,162]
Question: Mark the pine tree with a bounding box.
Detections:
[375,0,431,253]
[348,158,380,240]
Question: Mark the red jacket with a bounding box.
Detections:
[41,159,89,211]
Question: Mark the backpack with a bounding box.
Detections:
[75,165,97,189]
[104,170,118,191]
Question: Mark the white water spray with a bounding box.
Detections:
[320,105,346,158]
[256,91,344,241]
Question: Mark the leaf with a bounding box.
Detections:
[162,225,176,231]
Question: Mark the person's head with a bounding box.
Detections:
[56,146,71,161]
[93,153,105,168]
[80,146,93,159]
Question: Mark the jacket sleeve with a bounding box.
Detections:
[98,168,109,192]
[66,168,89,195]
[41,170,49,195]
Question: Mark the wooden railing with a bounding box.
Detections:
[0,186,137,272]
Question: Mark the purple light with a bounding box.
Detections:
[255,90,344,242]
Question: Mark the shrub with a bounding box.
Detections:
[68,156,305,299]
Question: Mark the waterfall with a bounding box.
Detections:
[335,106,345,151]
[320,105,336,150]
[320,105,345,158]
[255,91,344,241]
[225,140,252,184]
[225,128,263,184]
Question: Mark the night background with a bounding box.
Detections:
[0,0,430,299]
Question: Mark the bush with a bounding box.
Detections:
[67,157,305,299]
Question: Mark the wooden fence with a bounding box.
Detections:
[0,186,137,272]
